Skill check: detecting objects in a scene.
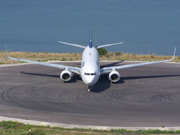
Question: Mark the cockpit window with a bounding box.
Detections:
[84,72,96,76]
[84,73,90,75]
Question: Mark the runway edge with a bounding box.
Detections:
[0,116,179,131]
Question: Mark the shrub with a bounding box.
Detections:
[61,57,67,61]
[150,54,155,59]
[115,52,122,56]
[97,48,108,56]
[0,121,25,129]
[26,129,45,135]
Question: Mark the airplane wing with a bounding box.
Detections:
[101,47,176,74]
[5,47,81,74]
[96,42,124,49]
[58,41,86,49]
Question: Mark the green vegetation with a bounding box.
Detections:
[0,51,179,65]
[60,57,67,61]
[97,48,108,56]
[0,121,180,135]
[24,129,46,135]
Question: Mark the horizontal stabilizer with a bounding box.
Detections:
[97,42,124,49]
[58,41,86,49]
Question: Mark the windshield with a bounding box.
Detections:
[84,72,96,76]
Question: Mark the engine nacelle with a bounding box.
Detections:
[109,71,120,83]
[60,70,72,82]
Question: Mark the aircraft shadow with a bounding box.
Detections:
[20,71,78,83]
[92,74,180,92]
[112,74,180,87]
[100,60,124,68]
[121,74,180,81]
[21,71,59,78]
[74,60,124,68]
[92,79,111,93]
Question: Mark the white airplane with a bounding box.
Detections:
[6,13,176,92]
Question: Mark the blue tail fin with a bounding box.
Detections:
[89,11,93,48]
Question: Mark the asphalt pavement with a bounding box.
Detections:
[0,62,180,127]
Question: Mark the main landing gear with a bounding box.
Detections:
[88,86,93,92]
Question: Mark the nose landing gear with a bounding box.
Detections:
[88,86,93,92]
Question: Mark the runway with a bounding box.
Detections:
[0,62,180,127]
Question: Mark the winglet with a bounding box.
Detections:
[172,47,177,60]
[5,45,9,58]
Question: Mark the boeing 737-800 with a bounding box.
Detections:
[6,13,176,91]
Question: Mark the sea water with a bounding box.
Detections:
[0,0,180,56]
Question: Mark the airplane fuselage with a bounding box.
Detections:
[81,46,100,87]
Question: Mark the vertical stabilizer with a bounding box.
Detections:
[89,11,93,48]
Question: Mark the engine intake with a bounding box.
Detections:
[60,70,72,82]
[109,71,120,82]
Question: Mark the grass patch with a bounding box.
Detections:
[0,121,180,135]
[0,51,179,65]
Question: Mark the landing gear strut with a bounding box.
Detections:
[88,86,93,92]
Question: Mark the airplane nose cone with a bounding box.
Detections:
[86,77,95,86]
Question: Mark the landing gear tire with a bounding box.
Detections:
[88,86,93,92]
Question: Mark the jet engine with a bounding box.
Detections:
[109,71,120,82]
[60,70,72,82]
